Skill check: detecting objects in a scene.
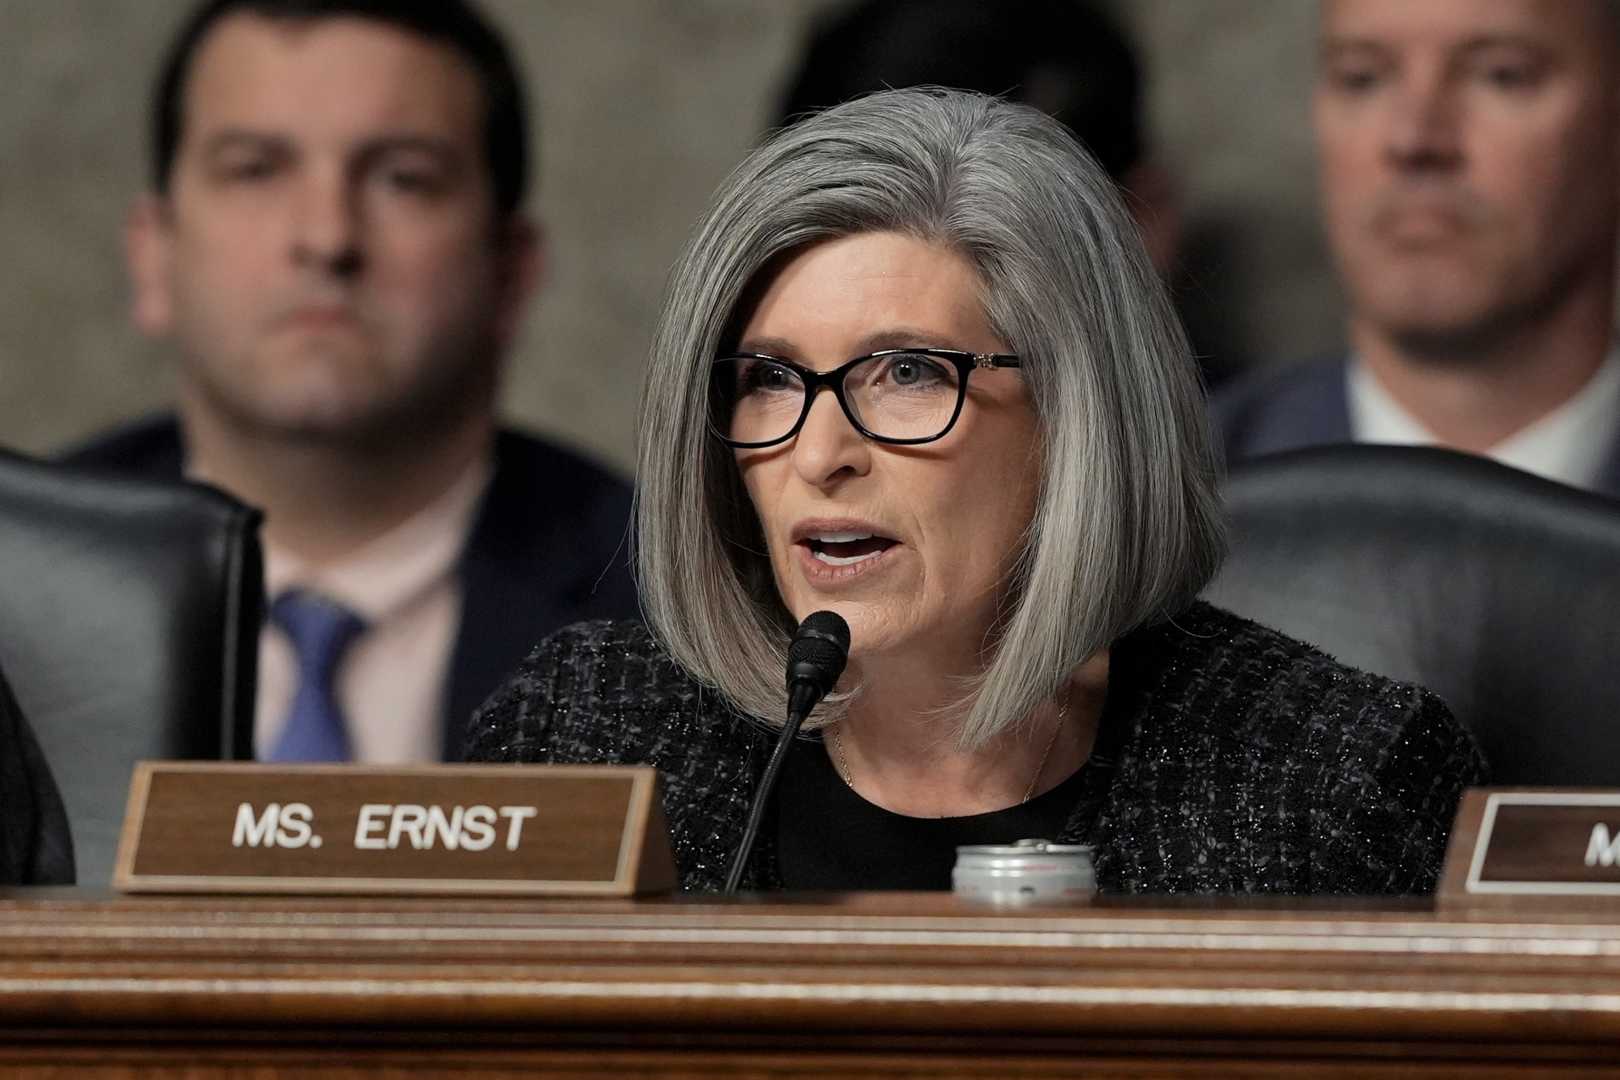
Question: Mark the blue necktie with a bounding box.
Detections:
[266,589,367,762]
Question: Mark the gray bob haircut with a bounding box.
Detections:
[635,87,1225,749]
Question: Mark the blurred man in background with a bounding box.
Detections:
[69,0,637,762]
[776,0,1182,278]
[1215,0,1620,496]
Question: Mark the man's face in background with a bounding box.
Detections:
[1314,0,1620,359]
[127,13,536,447]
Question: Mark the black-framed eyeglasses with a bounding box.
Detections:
[707,348,1022,449]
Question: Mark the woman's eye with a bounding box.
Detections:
[743,363,796,393]
[884,355,947,387]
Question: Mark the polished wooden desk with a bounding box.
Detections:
[0,890,1618,1077]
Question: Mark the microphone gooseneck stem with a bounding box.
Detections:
[721,704,809,896]
[725,610,849,896]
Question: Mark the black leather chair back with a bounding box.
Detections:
[1203,445,1620,786]
[0,662,74,884]
[0,451,261,883]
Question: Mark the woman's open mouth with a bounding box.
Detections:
[793,529,901,583]
[805,531,898,566]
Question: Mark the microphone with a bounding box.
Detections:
[785,610,852,721]
[722,610,850,895]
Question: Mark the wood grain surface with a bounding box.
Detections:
[0,889,1618,1076]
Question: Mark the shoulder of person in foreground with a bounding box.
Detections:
[0,667,74,885]
[1110,603,1488,895]
[463,618,740,769]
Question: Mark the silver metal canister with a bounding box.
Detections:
[952,838,1096,904]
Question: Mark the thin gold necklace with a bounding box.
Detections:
[828,697,1069,807]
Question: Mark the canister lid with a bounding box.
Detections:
[955,838,1094,857]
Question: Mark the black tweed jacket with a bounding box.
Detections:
[467,603,1487,895]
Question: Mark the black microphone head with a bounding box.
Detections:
[786,610,851,695]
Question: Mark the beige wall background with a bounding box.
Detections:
[0,0,1335,477]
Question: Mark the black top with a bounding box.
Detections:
[775,738,1098,890]
[466,603,1488,895]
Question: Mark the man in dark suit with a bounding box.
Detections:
[1213,0,1620,497]
[0,664,73,885]
[70,0,636,761]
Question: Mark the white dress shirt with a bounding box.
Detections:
[251,457,493,763]
[1348,349,1620,491]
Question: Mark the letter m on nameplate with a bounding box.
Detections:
[115,762,676,897]
[233,802,277,848]
[1586,824,1620,868]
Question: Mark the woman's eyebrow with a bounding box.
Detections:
[733,335,798,358]
[732,327,961,359]
[850,328,958,354]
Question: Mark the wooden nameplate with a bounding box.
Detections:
[114,762,676,896]
[1438,787,1620,911]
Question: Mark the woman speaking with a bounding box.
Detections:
[468,89,1485,894]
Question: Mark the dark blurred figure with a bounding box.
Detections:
[0,665,73,885]
[68,0,637,763]
[1214,0,1620,497]
[776,0,1181,278]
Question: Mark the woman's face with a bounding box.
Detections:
[732,231,1041,669]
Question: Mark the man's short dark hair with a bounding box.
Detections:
[777,0,1143,182]
[151,0,530,216]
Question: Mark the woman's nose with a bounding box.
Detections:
[791,387,871,488]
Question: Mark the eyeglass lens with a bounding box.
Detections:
[710,353,963,445]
